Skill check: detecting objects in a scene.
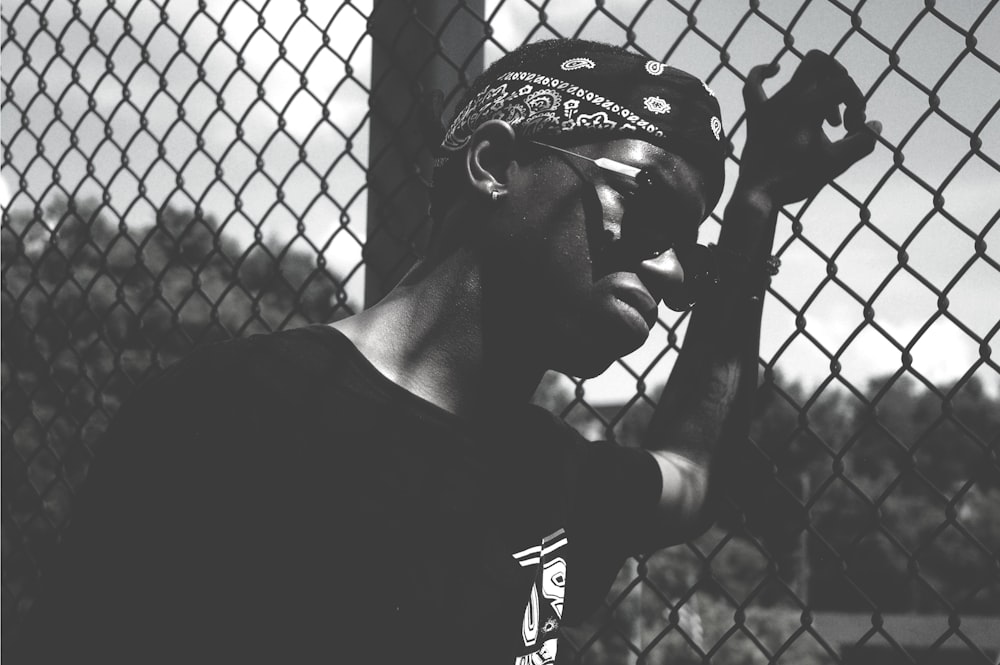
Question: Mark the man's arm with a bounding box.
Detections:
[643,51,883,545]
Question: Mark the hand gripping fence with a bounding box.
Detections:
[3,1,998,662]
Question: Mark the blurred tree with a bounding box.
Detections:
[2,197,351,637]
[806,375,999,613]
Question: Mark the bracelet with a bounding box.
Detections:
[753,255,781,302]
[692,244,780,303]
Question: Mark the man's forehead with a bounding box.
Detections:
[573,138,686,176]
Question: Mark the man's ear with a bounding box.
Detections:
[465,119,518,200]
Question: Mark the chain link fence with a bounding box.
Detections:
[3,1,998,662]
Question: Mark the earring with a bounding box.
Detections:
[490,189,501,202]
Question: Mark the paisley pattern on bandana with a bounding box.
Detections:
[441,71,671,152]
[561,58,595,71]
[643,96,671,115]
[710,116,722,141]
[645,60,666,76]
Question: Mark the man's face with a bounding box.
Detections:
[488,137,713,378]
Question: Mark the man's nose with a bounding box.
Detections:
[638,249,685,301]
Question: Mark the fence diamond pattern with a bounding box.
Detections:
[3,1,998,662]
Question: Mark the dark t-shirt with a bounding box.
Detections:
[20,325,662,663]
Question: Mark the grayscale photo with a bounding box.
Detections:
[3,1,998,663]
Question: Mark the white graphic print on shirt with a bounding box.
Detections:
[513,529,568,665]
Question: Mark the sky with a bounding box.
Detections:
[2,0,998,404]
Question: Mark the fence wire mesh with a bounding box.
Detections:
[3,1,999,662]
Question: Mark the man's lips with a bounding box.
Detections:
[610,281,659,329]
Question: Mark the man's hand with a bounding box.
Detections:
[738,50,882,205]
[642,52,882,549]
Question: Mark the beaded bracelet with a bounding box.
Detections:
[687,244,780,304]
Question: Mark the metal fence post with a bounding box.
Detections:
[365,0,486,307]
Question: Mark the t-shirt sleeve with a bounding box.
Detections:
[519,408,664,623]
[565,438,664,550]
[565,437,665,622]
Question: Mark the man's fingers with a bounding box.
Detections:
[842,91,868,132]
[828,120,882,175]
[743,62,780,108]
[835,73,867,131]
[787,50,839,92]
[801,75,867,128]
[827,105,843,127]
[788,52,868,129]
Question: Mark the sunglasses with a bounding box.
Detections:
[528,140,719,310]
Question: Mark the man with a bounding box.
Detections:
[19,39,879,662]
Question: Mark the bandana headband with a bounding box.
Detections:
[442,64,725,149]
[438,47,726,203]
[446,70,688,145]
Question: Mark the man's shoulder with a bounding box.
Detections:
[95,325,360,478]
[153,324,347,390]
[106,324,354,435]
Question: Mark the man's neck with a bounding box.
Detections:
[330,251,544,417]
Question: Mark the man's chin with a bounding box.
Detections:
[557,329,648,379]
